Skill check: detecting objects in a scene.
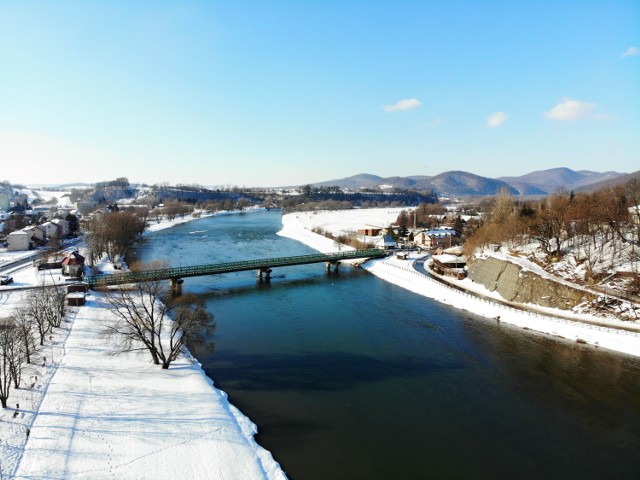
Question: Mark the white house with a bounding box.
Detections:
[51,218,70,236]
[375,234,397,250]
[7,229,32,251]
[36,221,61,240]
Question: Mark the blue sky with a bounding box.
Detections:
[1,1,638,187]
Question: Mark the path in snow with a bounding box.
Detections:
[13,291,286,480]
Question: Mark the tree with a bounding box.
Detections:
[0,320,20,408]
[397,210,410,237]
[104,266,215,369]
[11,310,36,364]
[15,287,66,346]
[84,211,147,265]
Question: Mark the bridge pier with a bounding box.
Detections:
[257,268,272,282]
[170,278,184,295]
[325,261,340,273]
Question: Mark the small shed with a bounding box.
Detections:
[66,292,86,306]
[67,282,89,294]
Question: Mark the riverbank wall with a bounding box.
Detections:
[467,256,596,310]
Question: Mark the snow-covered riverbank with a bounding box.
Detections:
[278,210,640,358]
[1,209,287,479]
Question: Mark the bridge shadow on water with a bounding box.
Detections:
[190,268,360,299]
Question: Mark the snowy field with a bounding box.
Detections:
[279,210,640,358]
[17,187,75,208]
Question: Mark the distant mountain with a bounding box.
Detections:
[314,171,517,196]
[316,173,389,189]
[426,171,518,196]
[498,167,624,194]
[574,170,640,193]
[311,167,628,197]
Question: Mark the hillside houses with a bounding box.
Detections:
[6,219,72,251]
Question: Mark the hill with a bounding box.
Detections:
[314,171,522,196]
[574,170,640,193]
[313,167,626,196]
[498,167,624,194]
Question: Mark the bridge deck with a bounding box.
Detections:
[86,249,387,287]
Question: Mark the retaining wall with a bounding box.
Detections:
[467,257,596,310]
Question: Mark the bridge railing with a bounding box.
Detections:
[86,249,387,287]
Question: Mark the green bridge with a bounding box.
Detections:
[85,249,387,288]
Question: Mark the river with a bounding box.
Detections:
[128,211,640,480]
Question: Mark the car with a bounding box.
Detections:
[0,275,14,286]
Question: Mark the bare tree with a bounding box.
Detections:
[0,320,20,408]
[155,294,214,369]
[84,210,148,266]
[104,267,214,369]
[4,322,23,389]
[11,310,36,364]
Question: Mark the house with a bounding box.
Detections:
[74,201,97,215]
[358,226,383,237]
[39,221,62,239]
[430,254,467,279]
[61,251,85,278]
[51,218,70,236]
[0,193,9,211]
[376,234,397,250]
[7,229,32,251]
[33,225,46,241]
[413,228,458,249]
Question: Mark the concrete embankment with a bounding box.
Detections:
[467,256,595,310]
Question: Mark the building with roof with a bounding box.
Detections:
[7,228,33,251]
[413,227,458,249]
[62,251,85,277]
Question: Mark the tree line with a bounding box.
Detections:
[0,287,68,408]
[464,180,640,288]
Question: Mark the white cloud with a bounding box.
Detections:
[382,98,421,113]
[621,46,639,58]
[486,112,508,128]
[544,98,599,121]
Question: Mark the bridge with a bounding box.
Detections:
[85,249,387,290]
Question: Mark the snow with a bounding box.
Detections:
[17,188,74,208]
[278,209,640,358]
[11,291,284,479]
[0,211,287,480]
[283,208,407,237]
